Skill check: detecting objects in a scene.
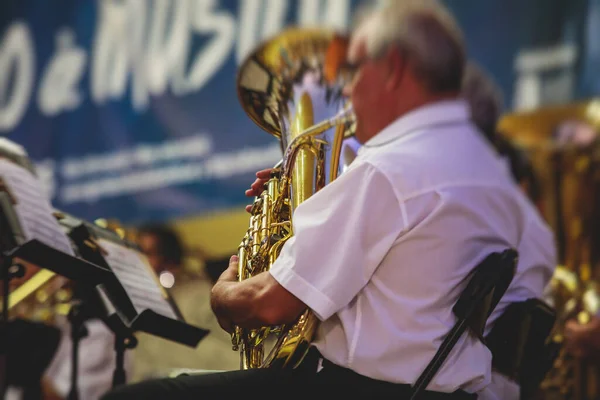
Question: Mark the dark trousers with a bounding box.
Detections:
[100,348,477,400]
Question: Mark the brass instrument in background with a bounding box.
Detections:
[542,265,600,400]
[233,27,355,369]
[499,100,600,399]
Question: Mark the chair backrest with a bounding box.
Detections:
[409,249,518,400]
[485,298,557,399]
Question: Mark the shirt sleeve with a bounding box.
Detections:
[269,161,406,321]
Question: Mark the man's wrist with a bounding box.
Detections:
[210,281,227,314]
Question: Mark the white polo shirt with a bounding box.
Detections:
[269,99,555,393]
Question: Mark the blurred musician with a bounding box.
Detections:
[556,120,600,361]
[130,224,239,383]
[102,1,552,399]
[462,62,543,212]
[136,224,185,289]
[42,306,127,400]
[461,62,557,399]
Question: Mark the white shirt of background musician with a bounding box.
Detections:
[43,315,133,400]
[269,100,556,394]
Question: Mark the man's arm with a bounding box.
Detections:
[217,162,405,331]
[210,256,307,332]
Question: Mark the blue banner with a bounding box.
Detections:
[0,0,597,224]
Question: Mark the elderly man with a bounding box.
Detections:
[102,1,549,399]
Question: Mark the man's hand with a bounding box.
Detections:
[209,254,306,331]
[564,316,600,359]
[210,255,239,333]
[245,168,273,213]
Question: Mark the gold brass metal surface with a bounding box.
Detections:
[233,27,355,369]
[499,100,600,399]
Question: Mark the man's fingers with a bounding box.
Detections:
[256,168,273,179]
[246,178,269,198]
[222,255,239,280]
[245,187,261,198]
[245,189,261,198]
[245,169,274,209]
[251,179,267,190]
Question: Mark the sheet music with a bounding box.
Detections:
[97,238,178,320]
[0,159,74,256]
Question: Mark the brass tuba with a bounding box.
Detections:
[541,265,600,400]
[233,27,355,369]
[498,100,600,399]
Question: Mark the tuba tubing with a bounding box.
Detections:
[232,27,355,369]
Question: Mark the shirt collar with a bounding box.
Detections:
[361,99,471,149]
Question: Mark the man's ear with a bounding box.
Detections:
[385,47,405,91]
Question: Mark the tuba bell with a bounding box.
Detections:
[499,100,600,399]
[233,27,355,369]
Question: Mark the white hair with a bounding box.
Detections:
[461,61,504,142]
[349,0,466,92]
[349,0,381,30]
[0,138,27,157]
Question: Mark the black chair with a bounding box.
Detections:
[409,249,519,400]
[485,298,558,399]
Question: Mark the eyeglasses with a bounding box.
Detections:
[337,58,369,81]
[342,58,369,73]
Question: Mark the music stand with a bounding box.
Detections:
[0,156,83,399]
[0,193,23,400]
[65,219,209,387]
[4,240,114,399]
[0,153,208,397]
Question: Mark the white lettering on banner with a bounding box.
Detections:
[61,134,213,179]
[37,28,86,116]
[236,0,351,64]
[91,0,150,109]
[0,22,34,131]
[236,0,289,63]
[512,44,578,111]
[179,0,236,95]
[91,0,236,107]
[298,0,351,30]
[128,0,150,110]
[59,142,281,203]
[91,0,135,106]
[35,159,56,199]
[0,0,353,131]
[146,0,190,95]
